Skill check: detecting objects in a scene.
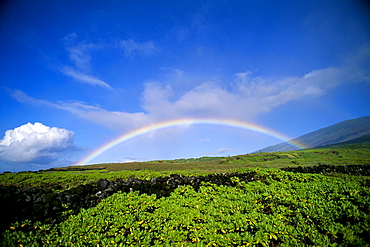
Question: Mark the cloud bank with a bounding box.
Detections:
[9,44,370,135]
[0,122,75,164]
[11,60,370,134]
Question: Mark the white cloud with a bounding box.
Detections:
[118,156,146,163]
[0,122,75,163]
[139,62,368,120]
[196,138,210,142]
[10,90,151,132]
[342,43,370,67]
[66,45,94,71]
[62,33,98,71]
[119,39,157,57]
[61,33,113,89]
[10,45,370,133]
[61,67,112,89]
[59,35,158,89]
[204,148,240,156]
[217,148,232,153]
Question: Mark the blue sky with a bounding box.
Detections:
[1,0,369,172]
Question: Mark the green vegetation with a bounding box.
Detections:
[1,143,369,246]
[1,144,369,190]
[2,170,369,246]
[0,169,164,191]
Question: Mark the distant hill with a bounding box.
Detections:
[258,116,370,152]
[316,134,370,148]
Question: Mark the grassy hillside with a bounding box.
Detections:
[72,142,370,172]
[1,143,369,190]
[1,144,369,246]
[260,116,370,152]
[316,134,370,148]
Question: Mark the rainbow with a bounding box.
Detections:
[77,118,306,165]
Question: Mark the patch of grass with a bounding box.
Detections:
[78,144,370,173]
[1,143,369,190]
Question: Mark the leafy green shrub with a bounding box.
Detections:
[2,170,369,246]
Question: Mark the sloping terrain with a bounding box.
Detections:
[316,134,370,148]
[259,116,370,152]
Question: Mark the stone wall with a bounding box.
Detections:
[0,172,257,233]
[281,164,370,176]
[1,164,369,233]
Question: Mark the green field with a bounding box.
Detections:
[1,144,369,190]
[1,143,369,246]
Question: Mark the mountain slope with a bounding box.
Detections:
[316,134,370,148]
[259,116,370,152]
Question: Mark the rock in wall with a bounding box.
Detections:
[0,172,257,233]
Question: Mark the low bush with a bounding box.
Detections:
[2,170,369,246]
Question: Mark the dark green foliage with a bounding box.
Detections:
[2,170,369,246]
[1,144,369,246]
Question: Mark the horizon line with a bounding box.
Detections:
[77,117,307,165]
